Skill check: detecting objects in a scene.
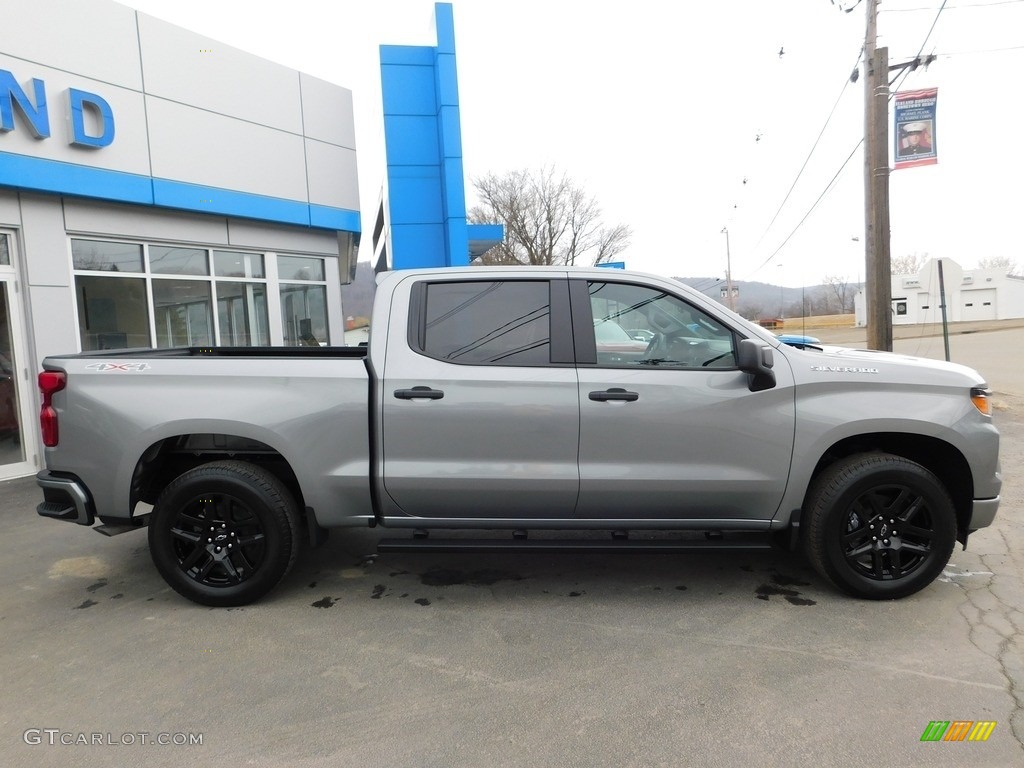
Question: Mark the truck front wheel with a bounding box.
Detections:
[148,461,299,606]
[804,453,956,600]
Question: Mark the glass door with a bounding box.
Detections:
[0,231,37,480]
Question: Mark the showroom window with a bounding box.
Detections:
[72,240,152,350]
[279,255,329,346]
[71,239,322,350]
[150,246,213,348]
[215,251,269,347]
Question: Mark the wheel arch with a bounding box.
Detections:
[130,434,304,517]
[807,432,973,538]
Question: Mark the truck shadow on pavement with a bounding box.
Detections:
[284,531,828,610]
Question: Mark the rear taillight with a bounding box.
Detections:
[39,371,66,447]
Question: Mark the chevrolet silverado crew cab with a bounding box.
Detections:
[36,267,1001,606]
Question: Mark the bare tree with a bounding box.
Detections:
[822,275,855,313]
[468,166,631,266]
[737,302,765,321]
[977,256,1020,275]
[891,251,929,275]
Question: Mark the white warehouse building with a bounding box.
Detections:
[855,258,1024,327]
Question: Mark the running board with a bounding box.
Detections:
[377,535,773,555]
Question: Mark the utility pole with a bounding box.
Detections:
[721,227,736,311]
[864,0,893,351]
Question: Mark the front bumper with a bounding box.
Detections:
[968,496,1000,530]
[36,470,95,526]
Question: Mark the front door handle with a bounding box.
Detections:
[588,388,639,402]
[394,386,445,400]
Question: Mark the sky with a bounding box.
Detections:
[119,0,1024,287]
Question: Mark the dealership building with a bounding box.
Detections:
[0,0,494,479]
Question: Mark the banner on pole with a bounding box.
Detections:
[894,88,938,169]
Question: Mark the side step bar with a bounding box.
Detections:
[377,535,773,555]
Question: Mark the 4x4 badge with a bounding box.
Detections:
[85,363,151,372]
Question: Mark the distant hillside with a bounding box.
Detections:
[338,263,859,322]
[676,276,860,320]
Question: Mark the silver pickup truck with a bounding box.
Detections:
[36,267,1001,605]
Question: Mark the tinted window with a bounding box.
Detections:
[422,281,551,365]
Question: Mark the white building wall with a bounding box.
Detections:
[855,258,1024,326]
[0,0,359,225]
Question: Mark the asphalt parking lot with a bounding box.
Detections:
[1,326,1022,768]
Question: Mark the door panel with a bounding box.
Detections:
[576,366,795,520]
[380,278,579,520]
[575,279,795,521]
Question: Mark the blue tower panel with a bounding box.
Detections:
[380,3,502,269]
[440,156,466,218]
[433,2,457,54]
[434,53,460,107]
[392,223,447,268]
[380,63,437,116]
[445,219,469,267]
[438,105,463,158]
[383,115,440,166]
[389,169,444,224]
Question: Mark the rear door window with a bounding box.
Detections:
[418,281,552,365]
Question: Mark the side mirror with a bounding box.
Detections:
[737,338,776,392]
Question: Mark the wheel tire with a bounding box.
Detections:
[804,453,956,600]
[148,460,299,606]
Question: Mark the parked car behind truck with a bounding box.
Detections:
[36,267,1001,605]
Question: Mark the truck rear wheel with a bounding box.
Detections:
[804,453,956,600]
[148,460,299,606]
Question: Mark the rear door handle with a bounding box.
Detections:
[394,386,444,400]
[588,388,639,402]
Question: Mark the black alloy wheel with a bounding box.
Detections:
[149,461,299,606]
[804,453,957,599]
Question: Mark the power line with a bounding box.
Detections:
[752,6,930,275]
[889,1,948,98]
[749,45,865,255]
[908,43,1024,55]
[733,0,1016,280]
[752,139,864,274]
[912,0,949,60]
[884,0,1024,11]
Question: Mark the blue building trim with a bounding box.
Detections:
[153,178,311,226]
[0,151,359,234]
[380,2,499,269]
[0,151,153,204]
[309,204,361,232]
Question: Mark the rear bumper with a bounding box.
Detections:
[968,496,1000,530]
[36,470,95,526]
